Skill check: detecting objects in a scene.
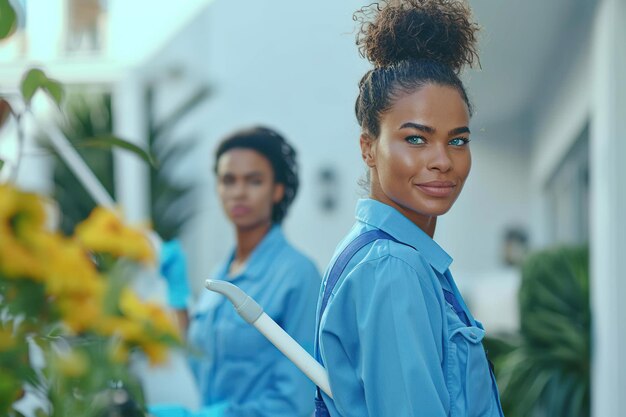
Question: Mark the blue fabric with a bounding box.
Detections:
[315,229,400,416]
[442,288,472,327]
[315,199,504,417]
[314,396,331,417]
[194,402,229,417]
[148,404,191,417]
[160,239,192,309]
[318,230,399,320]
[188,225,321,417]
[148,402,228,417]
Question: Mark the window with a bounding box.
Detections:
[545,123,590,246]
[65,0,107,53]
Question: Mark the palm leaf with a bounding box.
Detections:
[487,246,590,417]
[38,93,115,235]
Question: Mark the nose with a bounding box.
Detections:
[228,180,247,200]
[426,143,452,173]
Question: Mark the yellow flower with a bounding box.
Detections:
[142,342,169,365]
[74,207,154,263]
[0,186,48,280]
[34,233,104,298]
[94,289,180,365]
[0,185,46,237]
[0,235,44,280]
[119,288,180,341]
[57,295,104,333]
[0,184,178,376]
[97,316,144,342]
[97,315,172,365]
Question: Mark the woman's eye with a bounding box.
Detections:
[405,136,426,145]
[449,138,470,146]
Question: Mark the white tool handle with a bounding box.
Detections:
[205,279,333,399]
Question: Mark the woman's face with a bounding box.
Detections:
[362,83,472,230]
[216,148,284,231]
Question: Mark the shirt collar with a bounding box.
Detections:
[355,198,452,274]
[215,224,286,281]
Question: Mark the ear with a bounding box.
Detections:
[272,183,285,204]
[360,133,377,167]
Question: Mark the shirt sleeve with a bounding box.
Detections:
[320,253,449,416]
[223,259,320,417]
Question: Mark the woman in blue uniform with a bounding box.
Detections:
[188,126,320,416]
[315,1,504,416]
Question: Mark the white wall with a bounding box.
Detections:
[107,0,212,64]
[528,20,592,249]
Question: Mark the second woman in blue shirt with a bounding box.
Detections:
[188,126,320,417]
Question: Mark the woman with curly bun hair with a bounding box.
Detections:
[314,1,504,416]
[185,126,321,417]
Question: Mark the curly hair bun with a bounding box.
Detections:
[355,0,479,72]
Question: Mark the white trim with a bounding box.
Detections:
[590,0,626,415]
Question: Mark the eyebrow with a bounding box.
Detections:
[219,171,265,179]
[399,122,471,136]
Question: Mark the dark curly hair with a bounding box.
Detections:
[354,0,480,137]
[214,126,299,224]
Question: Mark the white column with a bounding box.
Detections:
[112,75,150,224]
[591,0,626,416]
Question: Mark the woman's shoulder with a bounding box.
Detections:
[329,232,440,303]
[325,235,443,322]
[352,232,432,275]
[272,236,321,279]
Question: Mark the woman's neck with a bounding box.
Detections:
[368,193,437,238]
[234,221,273,263]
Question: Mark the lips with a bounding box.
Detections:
[230,205,252,217]
[415,181,457,198]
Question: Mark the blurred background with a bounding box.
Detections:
[0,0,624,416]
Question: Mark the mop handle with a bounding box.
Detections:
[204,279,333,399]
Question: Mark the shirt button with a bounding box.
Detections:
[470,332,478,340]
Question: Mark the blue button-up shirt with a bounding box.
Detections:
[188,225,321,417]
[317,199,504,416]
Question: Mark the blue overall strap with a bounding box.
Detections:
[318,229,398,325]
[314,229,398,417]
[442,289,472,327]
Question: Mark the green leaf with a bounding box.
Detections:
[0,0,17,40]
[81,135,159,168]
[495,246,590,417]
[0,158,4,172]
[19,68,64,107]
[20,68,47,106]
[151,85,212,138]
[43,79,64,108]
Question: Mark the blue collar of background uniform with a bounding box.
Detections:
[355,198,452,275]
[215,224,286,282]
